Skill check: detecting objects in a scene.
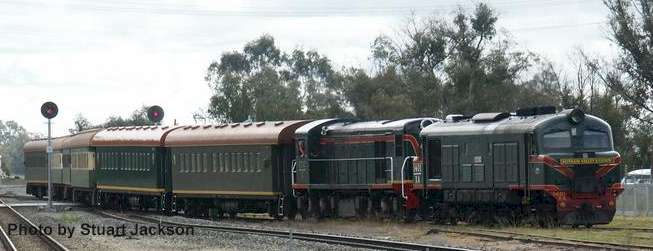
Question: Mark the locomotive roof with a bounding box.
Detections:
[63,128,102,149]
[421,110,609,136]
[91,125,180,147]
[164,120,309,147]
[294,118,347,135]
[324,118,439,134]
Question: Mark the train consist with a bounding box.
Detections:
[24,107,624,227]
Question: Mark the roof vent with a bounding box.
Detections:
[445,114,466,122]
[256,122,265,127]
[472,112,510,123]
[203,125,212,129]
[230,123,240,127]
[420,118,439,129]
[516,106,556,116]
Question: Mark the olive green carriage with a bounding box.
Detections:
[164,121,308,218]
[92,126,180,211]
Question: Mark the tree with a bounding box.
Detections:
[103,106,155,127]
[342,66,416,119]
[69,114,93,134]
[344,3,535,118]
[205,35,347,122]
[0,121,30,176]
[595,0,653,124]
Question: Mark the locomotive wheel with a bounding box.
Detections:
[297,196,309,220]
[309,195,320,218]
[585,224,593,228]
[286,200,297,220]
[448,216,458,225]
[418,205,433,221]
[318,197,329,218]
[403,209,416,223]
[355,196,367,218]
[447,206,458,225]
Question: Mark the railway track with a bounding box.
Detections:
[427,226,653,251]
[0,198,68,251]
[96,210,471,251]
[595,226,653,232]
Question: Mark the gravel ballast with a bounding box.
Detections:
[15,207,374,251]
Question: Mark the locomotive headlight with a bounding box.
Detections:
[568,108,585,124]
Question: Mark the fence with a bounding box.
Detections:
[616,183,653,217]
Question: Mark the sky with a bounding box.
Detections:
[0,0,615,137]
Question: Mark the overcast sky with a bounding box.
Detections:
[0,0,615,137]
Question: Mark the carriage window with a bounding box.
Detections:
[182,153,187,173]
[584,130,610,149]
[243,153,249,173]
[238,153,243,173]
[219,153,224,172]
[542,130,571,148]
[212,153,217,173]
[186,153,191,173]
[203,153,209,173]
[141,153,146,171]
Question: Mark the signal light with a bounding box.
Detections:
[40,102,58,119]
[147,105,164,123]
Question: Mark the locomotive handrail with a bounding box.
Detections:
[291,160,297,198]
[400,156,416,200]
[305,157,394,182]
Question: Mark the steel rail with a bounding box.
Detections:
[0,222,17,251]
[428,226,653,251]
[0,198,69,251]
[97,210,471,251]
[594,226,653,232]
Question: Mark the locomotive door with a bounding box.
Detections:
[426,139,441,180]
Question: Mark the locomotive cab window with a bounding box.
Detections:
[542,130,571,149]
[583,130,610,149]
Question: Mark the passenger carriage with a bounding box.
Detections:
[91,126,179,211]
[50,136,68,200]
[163,121,308,218]
[24,139,48,198]
[63,129,102,203]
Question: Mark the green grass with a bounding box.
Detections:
[58,212,80,224]
[606,215,653,228]
[455,217,653,247]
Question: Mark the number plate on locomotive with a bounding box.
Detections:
[559,157,612,165]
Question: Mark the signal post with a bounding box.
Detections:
[40,101,58,209]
